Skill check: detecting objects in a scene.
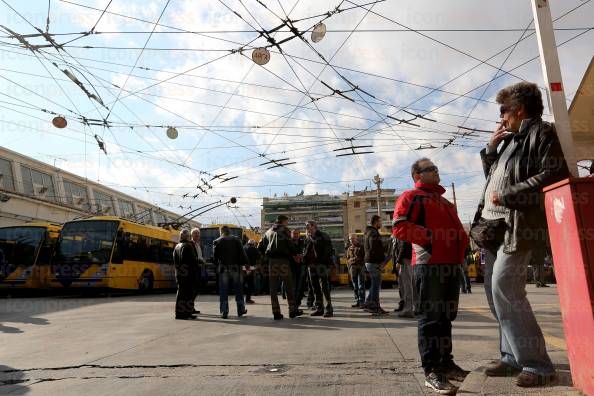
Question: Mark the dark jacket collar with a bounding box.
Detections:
[512,117,538,141]
[414,181,446,195]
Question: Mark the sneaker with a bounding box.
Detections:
[397,311,415,318]
[323,311,333,318]
[273,312,284,320]
[192,310,201,314]
[424,372,457,395]
[289,309,304,318]
[484,361,521,377]
[351,303,360,308]
[310,310,324,317]
[238,309,247,317]
[221,313,228,319]
[515,370,556,387]
[246,299,256,304]
[442,362,469,381]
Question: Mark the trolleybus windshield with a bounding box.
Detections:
[55,220,119,265]
[199,227,242,260]
[0,227,45,269]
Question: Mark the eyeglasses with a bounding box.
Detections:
[500,105,514,116]
[418,165,438,173]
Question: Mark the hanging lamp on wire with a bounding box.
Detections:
[166,126,178,139]
[52,116,67,129]
[311,23,327,43]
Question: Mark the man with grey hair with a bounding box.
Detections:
[471,81,569,387]
[173,228,199,320]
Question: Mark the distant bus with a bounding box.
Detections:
[0,223,61,289]
[50,216,178,290]
[199,224,246,289]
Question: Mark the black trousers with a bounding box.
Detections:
[269,258,296,314]
[414,264,460,375]
[175,275,196,317]
[309,264,333,313]
[243,271,254,300]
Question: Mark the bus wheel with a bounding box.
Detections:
[139,270,154,292]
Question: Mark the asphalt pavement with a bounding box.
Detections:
[0,284,577,395]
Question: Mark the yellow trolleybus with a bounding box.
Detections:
[0,222,61,289]
[50,216,178,290]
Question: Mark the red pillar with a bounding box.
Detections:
[544,177,594,395]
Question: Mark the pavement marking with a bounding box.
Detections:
[461,307,567,351]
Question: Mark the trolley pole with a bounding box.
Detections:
[531,0,578,176]
[451,182,458,212]
[373,174,384,218]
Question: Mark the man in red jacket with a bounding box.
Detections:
[393,157,469,395]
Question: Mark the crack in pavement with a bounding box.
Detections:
[0,359,418,373]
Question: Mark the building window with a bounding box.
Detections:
[135,206,152,224]
[153,211,167,225]
[20,165,56,202]
[0,158,15,191]
[63,180,89,209]
[353,201,360,208]
[93,190,115,215]
[118,200,135,219]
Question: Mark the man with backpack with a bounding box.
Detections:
[259,215,304,320]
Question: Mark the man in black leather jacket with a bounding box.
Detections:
[173,229,199,320]
[304,221,334,317]
[471,82,569,387]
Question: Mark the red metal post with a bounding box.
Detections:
[544,177,594,395]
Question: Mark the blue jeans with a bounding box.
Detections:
[349,265,366,305]
[219,270,245,315]
[365,262,382,309]
[414,264,460,375]
[484,246,555,375]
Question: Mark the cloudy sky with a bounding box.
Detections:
[1,0,592,227]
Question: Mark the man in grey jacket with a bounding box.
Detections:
[472,82,569,387]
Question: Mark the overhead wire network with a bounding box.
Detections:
[0,0,591,225]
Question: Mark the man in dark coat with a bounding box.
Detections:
[213,226,249,319]
[290,229,307,308]
[471,82,569,387]
[243,240,260,304]
[259,215,303,320]
[173,229,199,320]
[304,220,334,317]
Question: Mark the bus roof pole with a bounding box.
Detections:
[531,0,578,177]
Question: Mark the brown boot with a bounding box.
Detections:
[484,361,522,377]
[516,371,556,387]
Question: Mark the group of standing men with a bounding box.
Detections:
[172,217,337,321]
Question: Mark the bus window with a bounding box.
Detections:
[0,227,45,269]
[55,220,119,265]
